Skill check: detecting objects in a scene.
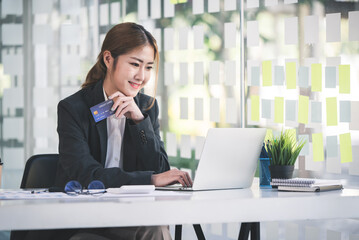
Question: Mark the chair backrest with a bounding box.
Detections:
[20,154,59,188]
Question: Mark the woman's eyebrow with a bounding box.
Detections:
[130,57,154,64]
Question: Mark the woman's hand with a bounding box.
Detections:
[109,91,144,123]
[151,169,193,187]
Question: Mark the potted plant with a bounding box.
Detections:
[266,130,306,179]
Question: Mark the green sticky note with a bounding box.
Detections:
[311,63,322,92]
[312,133,324,162]
[340,133,352,163]
[262,61,272,86]
[298,95,309,124]
[339,65,350,94]
[251,95,260,121]
[285,62,296,89]
[274,97,284,123]
[326,97,338,126]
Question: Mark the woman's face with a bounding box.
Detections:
[104,44,155,97]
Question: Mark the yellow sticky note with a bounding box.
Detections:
[326,97,338,126]
[170,0,178,3]
[262,61,272,86]
[178,0,188,3]
[251,95,260,121]
[265,129,273,142]
[312,133,324,162]
[298,95,309,124]
[340,133,352,163]
[286,62,296,89]
[274,97,284,123]
[339,65,350,94]
[311,63,322,92]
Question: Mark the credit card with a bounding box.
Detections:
[90,99,115,123]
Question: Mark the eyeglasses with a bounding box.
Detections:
[64,180,106,196]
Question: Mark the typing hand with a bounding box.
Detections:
[151,169,193,187]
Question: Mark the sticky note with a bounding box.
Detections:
[274,66,284,85]
[325,66,336,88]
[349,11,359,41]
[340,133,352,163]
[251,66,260,86]
[225,22,236,48]
[194,62,204,85]
[164,28,174,51]
[224,0,236,11]
[137,0,148,20]
[192,0,204,15]
[210,98,220,122]
[262,61,272,86]
[340,101,351,122]
[265,0,278,6]
[247,0,259,8]
[225,60,236,86]
[298,95,309,124]
[265,129,273,142]
[3,118,24,141]
[209,61,220,85]
[251,95,260,122]
[262,99,272,119]
[178,27,189,50]
[164,62,174,86]
[326,136,338,158]
[285,100,296,122]
[164,0,175,17]
[326,57,341,66]
[311,63,322,92]
[284,17,298,45]
[326,97,338,126]
[312,133,324,162]
[284,0,297,3]
[286,62,296,89]
[208,0,220,13]
[193,25,204,49]
[304,15,319,44]
[179,63,188,85]
[180,98,188,119]
[247,21,259,47]
[194,98,204,120]
[150,0,161,19]
[326,13,341,42]
[350,101,359,130]
[298,66,309,88]
[180,135,191,158]
[311,101,322,123]
[3,53,23,75]
[226,98,237,124]
[274,97,284,124]
[299,135,309,156]
[339,65,350,94]
[166,132,177,157]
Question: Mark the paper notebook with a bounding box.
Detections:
[271,178,343,192]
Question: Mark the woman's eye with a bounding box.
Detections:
[131,63,139,67]
[146,66,153,70]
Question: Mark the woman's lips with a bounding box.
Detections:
[129,81,141,89]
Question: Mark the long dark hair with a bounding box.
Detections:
[83,22,159,109]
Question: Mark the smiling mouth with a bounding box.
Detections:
[129,81,141,89]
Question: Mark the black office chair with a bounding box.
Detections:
[10,154,59,240]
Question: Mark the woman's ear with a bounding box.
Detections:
[103,50,113,69]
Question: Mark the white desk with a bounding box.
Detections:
[1,184,359,231]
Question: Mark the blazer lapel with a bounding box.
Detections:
[84,80,108,166]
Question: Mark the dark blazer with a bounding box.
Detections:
[55,79,170,189]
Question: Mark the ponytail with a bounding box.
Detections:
[82,53,107,88]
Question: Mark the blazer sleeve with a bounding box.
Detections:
[57,99,154,188]
[126,99,170,173]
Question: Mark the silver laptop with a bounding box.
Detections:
[156,128,266,191]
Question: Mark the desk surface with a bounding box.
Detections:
[1,182,359,231]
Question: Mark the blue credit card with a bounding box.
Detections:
[90,99,115,123]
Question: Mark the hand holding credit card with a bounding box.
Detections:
[90,99,115,123]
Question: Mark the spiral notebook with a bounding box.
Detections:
[271,178,343,192]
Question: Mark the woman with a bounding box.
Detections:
[54,22,192,240]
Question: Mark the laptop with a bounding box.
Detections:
[156,128,266,191]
